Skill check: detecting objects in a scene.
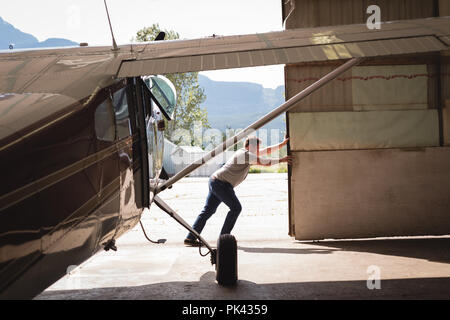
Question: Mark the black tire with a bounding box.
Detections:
[216,234,238,286]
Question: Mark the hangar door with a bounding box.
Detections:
[286,62,450,240]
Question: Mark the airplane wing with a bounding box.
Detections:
[118,16,450,77]
[0,17,448,100]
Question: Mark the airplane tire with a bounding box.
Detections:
[216,234,238,286]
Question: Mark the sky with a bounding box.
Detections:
[1,0,285,88]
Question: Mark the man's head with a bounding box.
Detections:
[244,136,262,154]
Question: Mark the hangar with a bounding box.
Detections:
[2,0,450,300]
[282,0,450,240]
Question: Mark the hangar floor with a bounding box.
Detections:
[36,174,450,300]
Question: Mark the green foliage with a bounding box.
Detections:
[135,24,209,146]
[135,23,180,43]
[249,167,262,174]
[249,163,288,174]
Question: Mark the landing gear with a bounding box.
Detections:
[153,196,238,287]
[215,234,238,286]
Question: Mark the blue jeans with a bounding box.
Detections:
[186,177,242,240]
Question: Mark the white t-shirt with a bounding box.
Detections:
[212,149,258,187]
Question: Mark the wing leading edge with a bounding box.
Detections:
[118,17,450,77]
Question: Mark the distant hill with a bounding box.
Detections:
[198,75,287,140]
[0,16,77,49]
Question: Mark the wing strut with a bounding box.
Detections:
[154,195,215,254]
[157,57,363,193]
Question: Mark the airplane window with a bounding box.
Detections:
[95,97,116,142]
[113,88,132,140]
[142,75,177,120]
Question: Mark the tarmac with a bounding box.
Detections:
[36,173,450,300]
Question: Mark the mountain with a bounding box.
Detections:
[198,75,287,139]
[33,38,79,48]
[0,16,77,49]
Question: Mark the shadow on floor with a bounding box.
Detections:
[36,271,450,300]
[300,237,450,264]
[238,237,450,261]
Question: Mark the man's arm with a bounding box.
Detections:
[259,137,289,157]
[256,155,293,167]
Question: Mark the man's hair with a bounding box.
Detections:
[244,136,262,148]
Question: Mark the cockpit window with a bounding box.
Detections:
[95,96,116,142]
[113,88,132,140]
[142,75,177,120]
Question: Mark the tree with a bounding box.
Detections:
[135,24,209,146]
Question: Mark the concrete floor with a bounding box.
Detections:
[36,174,450,300]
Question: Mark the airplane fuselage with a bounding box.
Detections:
[0,77,164,299]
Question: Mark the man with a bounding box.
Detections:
[184,136,292,246]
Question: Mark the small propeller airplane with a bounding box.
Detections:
[0,2,449,298]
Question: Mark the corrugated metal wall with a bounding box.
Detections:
[283,0,438,29]
[283,0,450,240]
[441,1,450,145]
[283,0,442,118]
[285,60,441,114]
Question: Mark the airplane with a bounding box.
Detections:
[0,10,449,298]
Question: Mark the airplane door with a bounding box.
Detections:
[141,74,177,199]
[145,103,164,203]
[142,83,164,203]
[129,76,175,207]
[127,78,150,209]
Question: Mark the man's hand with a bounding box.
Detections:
[282,135,290,146]
[281,155,294,165]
